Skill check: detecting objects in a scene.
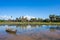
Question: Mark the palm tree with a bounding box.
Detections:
[16,18,19,22]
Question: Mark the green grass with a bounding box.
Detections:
[0,22,60,25]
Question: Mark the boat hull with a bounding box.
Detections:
[6,29,17,33]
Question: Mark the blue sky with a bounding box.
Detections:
[0,0,60,19]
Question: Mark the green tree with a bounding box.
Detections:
[49,14,56,22]
[37,18,43,22]
[30,18,37,22]
[43,18,50,22]
[0,20,5,22]
[16,18,19,22]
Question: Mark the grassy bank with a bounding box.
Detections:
[0,22,60,25]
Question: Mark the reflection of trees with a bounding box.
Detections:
[7,24,16,26]
[0,24,5,26]
[49,26,57,32]
[49,25,60,32]
[30,24,43,27]
[13,24,44,30]
[30,24,37,27]
[20,25,28,29]
[50,28,56,32]
[6,31,16,35]
[16,24,43,30]
[17,24,28,30]
[55,27,60,30]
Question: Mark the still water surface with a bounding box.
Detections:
[0,24,60,40]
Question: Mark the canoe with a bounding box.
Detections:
[6,28,17,33]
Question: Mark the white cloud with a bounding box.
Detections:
[23,15,35,20]
[0,15,14,20]
[0,15,35,20]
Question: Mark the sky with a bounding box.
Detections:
[0,0,60,19]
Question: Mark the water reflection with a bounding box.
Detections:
[6,31,16,35]
[0,24,60,33]
[49,25,60,32]
[50,25,60,29]
[0,24,60,40]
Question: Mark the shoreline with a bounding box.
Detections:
[0,22,60,25]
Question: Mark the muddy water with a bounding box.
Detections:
[0,25,60,40]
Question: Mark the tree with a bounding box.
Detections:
[55,15,60,22]
[16,18,19,22]
[19,16,28,22]
[30,18,37,22]
[49,14,56,22]
[0,20,5,22]
[43,18,50,22]
[37,18,43,22]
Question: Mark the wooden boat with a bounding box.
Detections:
[6,27,17,33]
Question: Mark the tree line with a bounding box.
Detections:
[0,14,60,22]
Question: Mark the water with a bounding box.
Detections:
[0,24,60,40]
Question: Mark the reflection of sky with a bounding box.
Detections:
[0,25,60,34]
[16,25,51,34]
[0,25,8,34]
